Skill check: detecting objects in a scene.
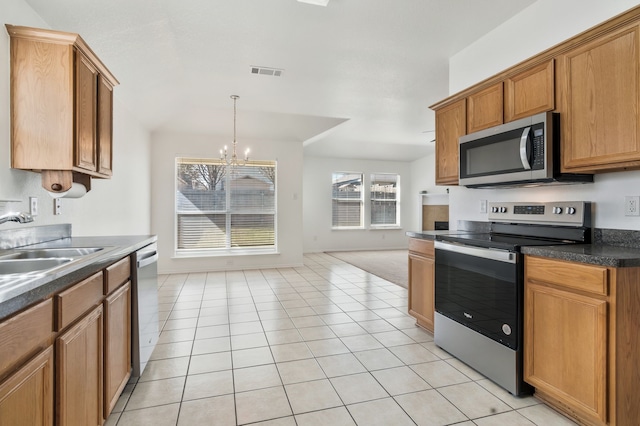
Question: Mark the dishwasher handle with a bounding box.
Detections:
[137,245,158,269]
[138,253,158,269]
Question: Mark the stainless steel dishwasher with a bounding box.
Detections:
[131,242,159,377]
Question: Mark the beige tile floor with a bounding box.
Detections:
[106,253,577,426]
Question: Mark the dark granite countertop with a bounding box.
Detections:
[406,220,490,240]
[0,234,156,321]
[522,244,640,267]
[405,230,469,240]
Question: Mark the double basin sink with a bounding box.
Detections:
[0,248,104,276]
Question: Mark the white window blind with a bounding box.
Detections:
[332,172,363,228]
[176,158,276,253]
[370,173,399,227]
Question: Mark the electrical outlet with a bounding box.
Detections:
[625,196,640,216]
[29,197,38,216]
[480,199,487,214]
[54,198,62,215]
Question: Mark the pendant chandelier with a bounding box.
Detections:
[220,95,249,167]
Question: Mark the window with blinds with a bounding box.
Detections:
[332,172,363,229]
[370,173,399,227]
[176,157,276,253]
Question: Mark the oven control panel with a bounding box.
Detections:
[488,201,591,226]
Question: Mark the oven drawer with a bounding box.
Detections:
[526,256,608,296]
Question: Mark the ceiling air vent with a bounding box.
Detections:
[251,66,284,77]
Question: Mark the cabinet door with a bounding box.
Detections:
[75,51,98,173]
[104,282,131,419]
[435,99,465,185]
[466,83,503,133]
[408,252,435,332]
[0,347,54,426]
[558,23,640,172]
[57,305,103,426]
[524,281,607,424]
[504,60,555,123]
[97,76,113,177]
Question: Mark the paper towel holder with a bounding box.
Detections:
[41,170,91,195]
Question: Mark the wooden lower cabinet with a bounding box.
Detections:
[408,238,435,332]
[525,281,607,424]
[0,346,54,426]
[524,256,640,426]
[0,256,133,426]
[56,305,103,426]
[104,282,131,419]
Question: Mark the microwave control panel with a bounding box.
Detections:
[531,126,545,170]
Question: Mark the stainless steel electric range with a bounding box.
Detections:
[434,201,592,395]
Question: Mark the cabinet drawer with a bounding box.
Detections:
[56,271,104,331]
[104,256,131,295]
[0,299,54,379]
[408,239,435,257]
[526,256,608,296]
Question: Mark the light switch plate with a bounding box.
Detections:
[54,198,62,215]
[29,197,38,216]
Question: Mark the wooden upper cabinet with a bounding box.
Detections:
[558,22,640,172]
[466,83,503,133]
[98,77,114,176]
[75,52,99,173]
[5,25,119,183]
[504,60,555,123]
[435,99,466,185]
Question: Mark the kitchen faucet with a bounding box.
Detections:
[0,211,34,225]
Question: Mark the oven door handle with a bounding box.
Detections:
[434,240,517,264]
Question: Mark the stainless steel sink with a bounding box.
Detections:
[3,247,103,259]
[0,258,73,275]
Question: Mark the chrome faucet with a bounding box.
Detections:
[0,211,34,225]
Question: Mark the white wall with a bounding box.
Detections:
[303,156,412,252]
[409,153,449,231]
[449,0,640,93]
[150,130,304,274]
[0,0,151,236]
[439,0,640,230]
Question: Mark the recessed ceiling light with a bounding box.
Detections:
[297,0,330,6]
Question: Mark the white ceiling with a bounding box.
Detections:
[24,0,535,161]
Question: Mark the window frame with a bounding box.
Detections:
[369,172,400,229]
[174,157,278,257]
[331,171,365,230]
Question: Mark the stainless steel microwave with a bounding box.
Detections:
[458,112,593,188]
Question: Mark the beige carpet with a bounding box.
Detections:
[325,249,408,288]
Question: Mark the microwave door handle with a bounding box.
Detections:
[519,126,532,170]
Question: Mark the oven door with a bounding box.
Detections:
[434,240,521,349]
